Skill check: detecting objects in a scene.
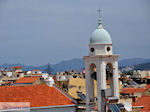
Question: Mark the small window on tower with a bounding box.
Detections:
[107,47,111,52]
[90,48,95,52]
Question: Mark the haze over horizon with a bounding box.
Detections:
[0,0,150,66]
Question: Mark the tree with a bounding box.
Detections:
[45,63,53,74]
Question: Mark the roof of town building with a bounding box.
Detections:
[121,88,146,94]
[32,69,41,71]
[3,81,12,84]
[133,96,150,112]
[145,76,150,79]
[11,66,22,69]
[0,84,75,108]
[32,73,42,76]
[146,84,150,89]
[15,76,41,83]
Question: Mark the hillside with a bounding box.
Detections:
[132,62,150,70]
[119,58,150,67]
[0,58,150,73]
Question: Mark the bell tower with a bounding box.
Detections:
[83,10,119,112]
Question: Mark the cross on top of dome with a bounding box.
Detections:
[97,8,102,28]
[98,8,101,18]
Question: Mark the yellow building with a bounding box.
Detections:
[68,78,97,99]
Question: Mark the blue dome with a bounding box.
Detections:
[90,27,112,44]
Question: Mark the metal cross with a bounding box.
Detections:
[98,8,101,18]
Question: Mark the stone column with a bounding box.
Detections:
[96,63,102,112]
[101,61,106,89]
[99,62,107,112]
[85,64,94,111]
[113,61,119,98]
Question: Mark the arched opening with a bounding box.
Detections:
[106,63,114,96]
[89,63,97,106]
[90,64,97,80]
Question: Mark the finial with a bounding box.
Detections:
[97,8,103,28]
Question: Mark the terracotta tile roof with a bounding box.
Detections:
[0,84,74,108]
[121,88,146,94]
[15,76,40,83]
[11,66,22,69]
[144,76,150,78]
[32,69,41,71]
[133,96,150,112]
[4,81,12,84]
[146,84,150,89]
[32,74,42,75]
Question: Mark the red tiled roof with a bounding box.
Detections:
[32,69,41,71]
[32,74,42,75]
[11,66,22,69]
[121,88,146,94]
[15,76,40,83]
[144,76,150,79]
[4,81,11,84]
[133,96,150,112]
[0,84,74,108]
[146,84,150,89]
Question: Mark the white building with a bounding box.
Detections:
[56,75,68,81]
[32,69,42,74]
[133,70,150,78]
[83,11,119,112]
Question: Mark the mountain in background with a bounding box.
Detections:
[0,58,150,73]
[52,58,84,73]
[131,62,150,71]
[119,58,150,67]
[0,58,84,73]
[0,63,47,72]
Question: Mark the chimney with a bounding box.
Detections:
[132,96,137,103]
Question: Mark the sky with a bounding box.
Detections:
[0,0,150,66]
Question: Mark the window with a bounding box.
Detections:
[107,47,111,52]
[90,48,95,52]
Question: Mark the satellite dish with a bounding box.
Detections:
[47,77,54,87]
[123,102,132,111]
[27,71,31,74]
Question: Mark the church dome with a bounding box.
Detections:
[90,19,112,44]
